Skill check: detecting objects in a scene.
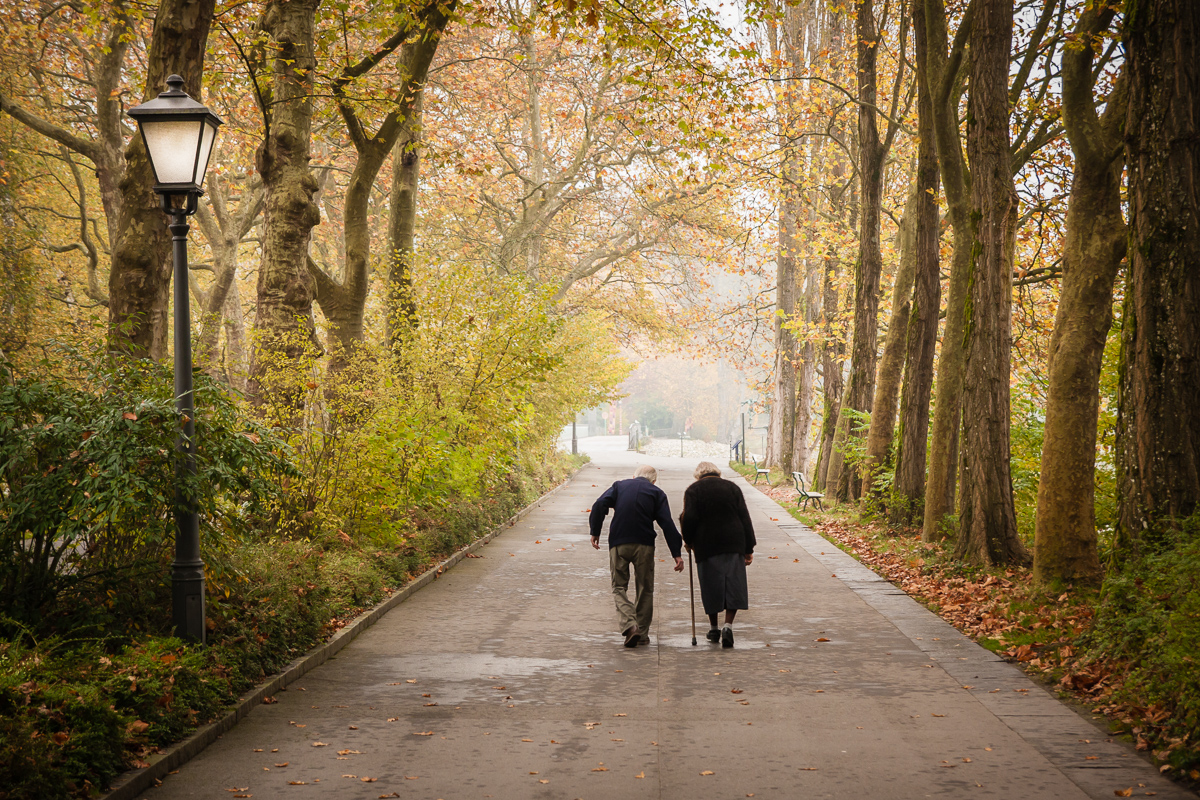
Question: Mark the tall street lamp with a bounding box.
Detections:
[127,75,222,644]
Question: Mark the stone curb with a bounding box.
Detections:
[101,471,578,800]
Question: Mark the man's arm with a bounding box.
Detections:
[654,490,684,560]
[589,484,617,544]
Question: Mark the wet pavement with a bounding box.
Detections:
[140,437,1194,800]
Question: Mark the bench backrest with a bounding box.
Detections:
[792,471,811,495]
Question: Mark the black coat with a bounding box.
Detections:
[589,477,683,557]
[679,475,756,561]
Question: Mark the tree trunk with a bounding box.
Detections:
[1033,6,1126,586]
[863,187,918,498]
[825,0,893,502]
[921,0,974,541]
[107,0,217,359]
[770,169,799,473]
[387,92,422,350]
[314,1,452,376]
[194,177,262,379]
[1116,0,1200,548]
[247,0,323,407]
[955,0,1028,567]
[892,1,941,526]
[794,182,822,475]
[222,278,249,392]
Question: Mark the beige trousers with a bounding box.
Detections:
[610,543,655,636]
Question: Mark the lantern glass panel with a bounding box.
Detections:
[195,119,218,189]
[140,118,205,186]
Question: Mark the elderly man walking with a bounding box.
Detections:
[590,465,684,647]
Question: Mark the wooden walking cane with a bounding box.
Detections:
[688,549,697,645]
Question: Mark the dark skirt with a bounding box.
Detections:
[696,552,749,616]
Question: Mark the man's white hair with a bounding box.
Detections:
[634,465,658,483]
[693,461,722,479]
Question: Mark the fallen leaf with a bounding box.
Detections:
[262,696,277,704]
[287,781,307,785]
[614,713,627,717]
[731,689,743,694]
[1115,790,1133,798]
[635,772,645,779]
[932,714,946,717]
[311,742,327,747]
[592,767,608,772]
[360,776,378,782]
[337,750,362,755]
[700,770,715,776]
[412,731,434,736]
[800,767,818,771]
[816,637,830,642]
[521,739,533,742]
[406,679,417,684]
[538,779,549,784]
[348,725,358,730]
[275,762,289,767]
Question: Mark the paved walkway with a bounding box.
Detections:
[141,438,1193,800]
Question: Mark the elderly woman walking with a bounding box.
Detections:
[679,461,756,648]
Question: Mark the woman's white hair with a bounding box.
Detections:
[693,461,722,479]
[634,464,658,483]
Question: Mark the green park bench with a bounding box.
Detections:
[751,456,771,484]
[791,471,825,512]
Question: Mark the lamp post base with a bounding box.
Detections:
[172,559,206,643]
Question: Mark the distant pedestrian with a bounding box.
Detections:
[590,465,684,647]
[680,461,756,648]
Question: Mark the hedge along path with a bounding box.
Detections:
[100,471,579,800]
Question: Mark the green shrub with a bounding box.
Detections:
[1082,516,1200,764]
[0,347,292,634]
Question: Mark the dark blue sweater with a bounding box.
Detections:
[589,477,683,558]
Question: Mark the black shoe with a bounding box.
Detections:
[706,629,721,643]
[721,627,734,648]
[623,625,640,648]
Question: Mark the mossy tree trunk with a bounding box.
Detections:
[862,187,918,498]
[1116,0,1200,550]
[386,92,423,353]
[954,0,1028,567]
[1033,5,1127,586]
[108,0,217,359]
[247,0,323,408]
[312,0,453,377]
[825,0,907,503]
[919,0,974,541]
[891,0,941,527]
